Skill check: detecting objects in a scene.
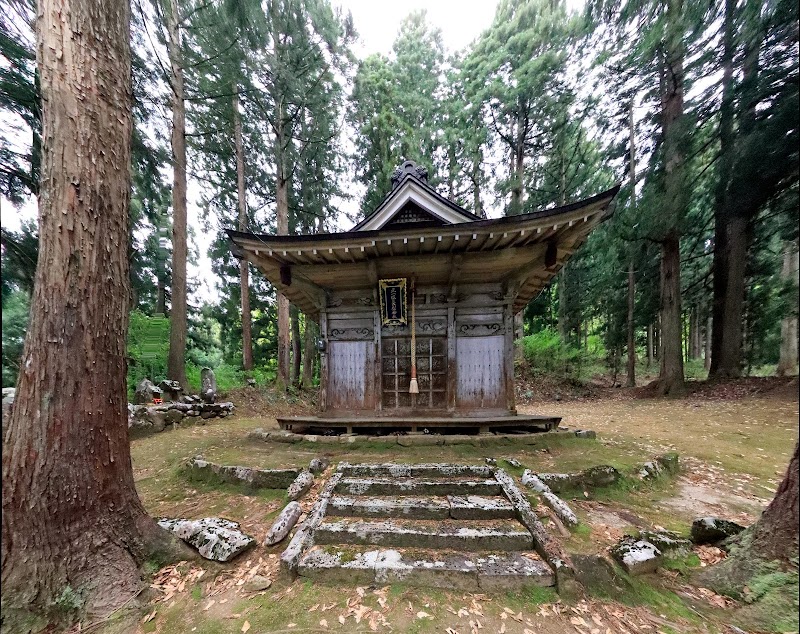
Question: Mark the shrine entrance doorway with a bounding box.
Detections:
[381,335,447,411]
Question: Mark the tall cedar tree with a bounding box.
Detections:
[1,0,184,623]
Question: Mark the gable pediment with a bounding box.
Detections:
[351,175,479,232]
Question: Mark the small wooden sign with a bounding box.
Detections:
[378,278,407,326]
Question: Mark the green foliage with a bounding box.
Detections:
[518,328,599,380]
[1,289,29,387]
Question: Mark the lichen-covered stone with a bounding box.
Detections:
[447,495,516,520]
[165,409,184,425]
[158,517,255,562]
[610,536,662,575]
[690,517,746,545]
[520,470,579,526]
[335,477,503,497]
[314,519,533,551]
[287,470,315,500]
[329,495,450,520]
[309,457,330,474]
[502,458,521,468]
[655,452,680,475]
[185,457,300,489]
[265,501,303,546]
[133,378,160,404]
[574,429,597,439]
[537,465,621,492]
[638,529,692,556]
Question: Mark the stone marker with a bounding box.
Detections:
[158,379,183,402]
[287,470,315,500]
[133,378,159,404]
[309,457,330,474]
[690,517,746,545]
[158,517,255,562]
[638,529,692,556]
[201,367,217,403]
[611,536,662,575]
[265,501,303,546]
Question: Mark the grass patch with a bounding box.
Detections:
[661,553,702,575]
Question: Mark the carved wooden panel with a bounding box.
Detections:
[455,335,504,409]
[328,316,374,341]
[380,318,446,338]
[327,341,374,410]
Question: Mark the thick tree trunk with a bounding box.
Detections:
[777,241,799,376]
[710,214,750,378]
[626,259,636,387]
[290,307,301,386]
[710,2,761,381]
[750,442,799,561]
[1,0,183,621]
[302,319,316,389]
[704,313,712,370]
[233,91,253,373]
[658,235,685,395]
[275,168,290,389]
[165,0,188,387]
[509,103,525,215]
[689,306,701,359]
[655,10,686,396]
[626,104,636,387]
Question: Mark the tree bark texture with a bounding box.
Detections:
[233,91,253,372]
[777,241,799,376]
[656,7,687,396]
[710,214,750,378]
[750,442,799,562]
[275,152,290,389]
[291,306,301,386]
[626,103,636,387]
[302,319,316,389]
[647,323,654,368]
[2,0,181,619]
[626,259,636,387]
[710,1,763,380]
[166,0,188,387]
[704,313,712,370]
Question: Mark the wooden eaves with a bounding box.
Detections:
[228,184,620,320]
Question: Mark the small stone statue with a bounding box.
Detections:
[201,367,217,404]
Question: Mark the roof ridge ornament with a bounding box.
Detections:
[391,160,428,190]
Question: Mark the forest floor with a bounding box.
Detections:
[108,378,798,634]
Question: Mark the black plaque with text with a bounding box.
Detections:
[378,278,407,326]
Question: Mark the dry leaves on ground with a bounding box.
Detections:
[694,545,727,567]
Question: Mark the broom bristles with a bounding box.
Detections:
[409,378,419,394]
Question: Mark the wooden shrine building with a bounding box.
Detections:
[229,161,619,434]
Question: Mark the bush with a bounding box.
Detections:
[517,328,592,380]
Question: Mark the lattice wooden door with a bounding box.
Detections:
[381,336,447,410]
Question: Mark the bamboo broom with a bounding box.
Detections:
[409,277,419,394]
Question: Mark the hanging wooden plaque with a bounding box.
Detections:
[378,278,407,326]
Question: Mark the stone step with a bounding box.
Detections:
[335,477,503,497]
[338,462,494,479]
[327,495,516,520]
[297,545,554,591]
[314,518,533,551]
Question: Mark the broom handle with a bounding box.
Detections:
[410,278,416,374]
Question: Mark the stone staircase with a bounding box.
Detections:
[283,462,576,592]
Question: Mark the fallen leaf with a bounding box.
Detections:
[319,619,328,628]
[241,621,250,633]
[338,615,346,625]
[416,611,433,619]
